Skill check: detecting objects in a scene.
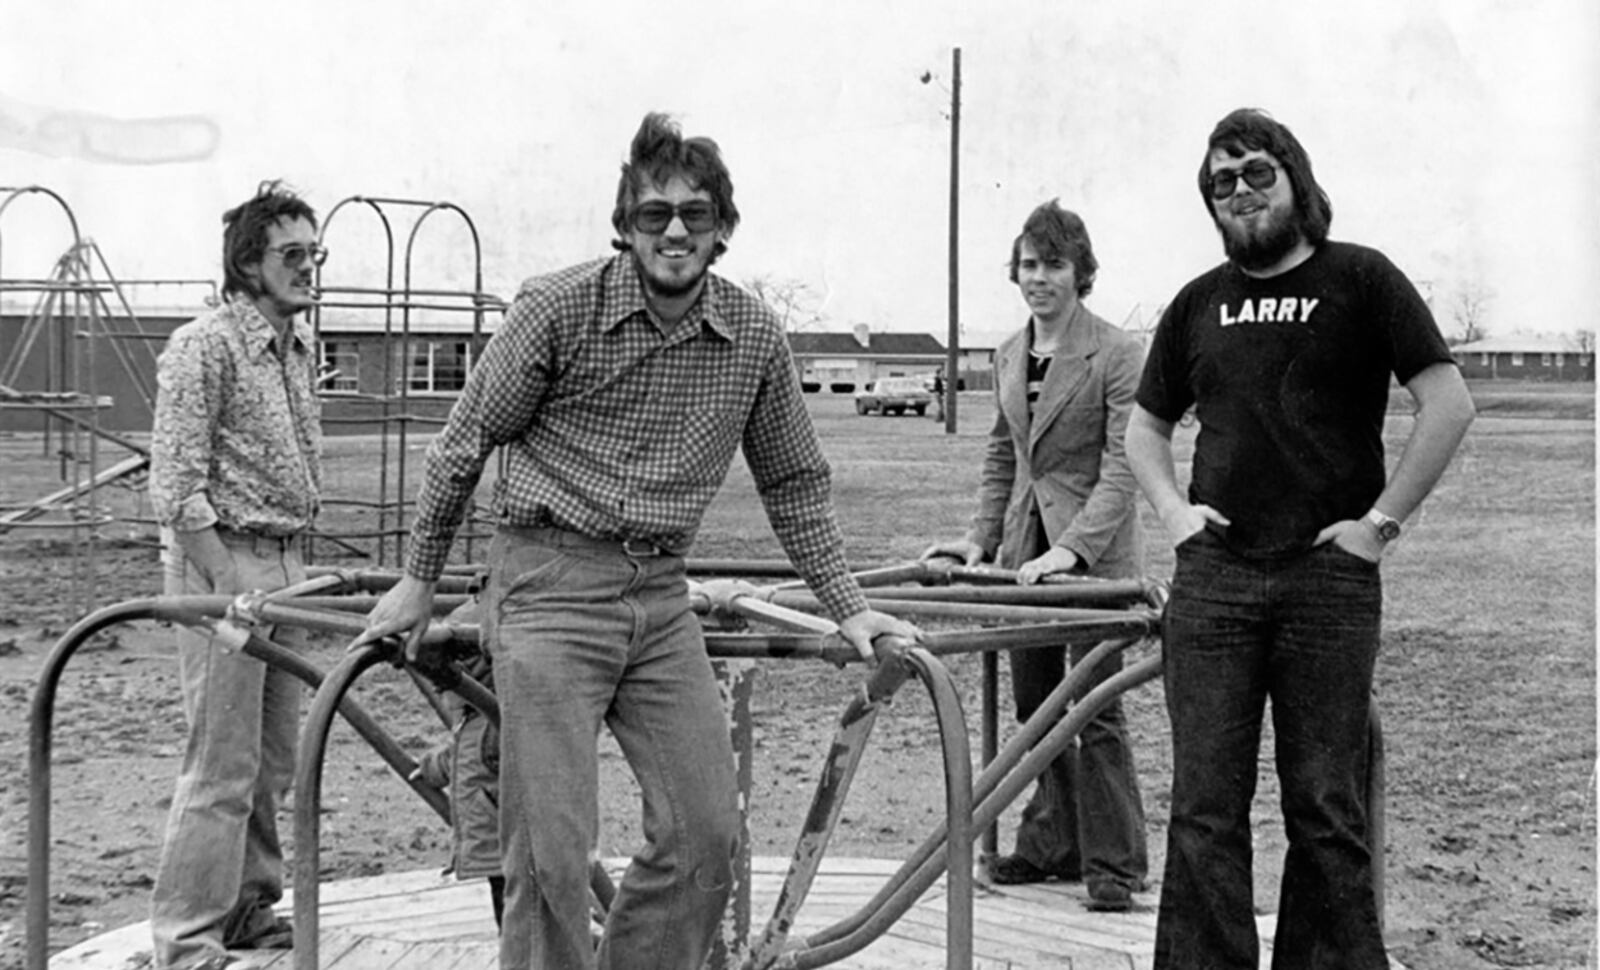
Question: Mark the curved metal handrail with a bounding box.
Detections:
[26,563,1386,970]
[25,587,466,970]
[26,597,160,970]
[290,639,406,970]
[763,644,975,970]
[764,635,1150,970]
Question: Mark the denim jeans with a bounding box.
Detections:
[1010,640,1149,889]
[151,528,307,969]
[487,527,740,970]
[1153,529,1387,970]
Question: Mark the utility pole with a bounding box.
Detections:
[944,46,961,434]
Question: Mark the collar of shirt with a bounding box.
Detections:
[599,256,735,344]
[223,297,312,360]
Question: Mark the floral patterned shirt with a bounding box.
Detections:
[149,298,322,536]
[405,255,869,621]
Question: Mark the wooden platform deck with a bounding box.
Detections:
[46,857,1297,970]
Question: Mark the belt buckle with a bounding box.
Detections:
[622,538,662,558]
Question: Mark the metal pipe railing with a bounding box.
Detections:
[25,589,461,970]
[26,561,1386,970]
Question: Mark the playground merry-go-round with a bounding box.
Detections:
[27,556,1390,970]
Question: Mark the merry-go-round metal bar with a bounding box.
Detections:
[25,560,1388,970]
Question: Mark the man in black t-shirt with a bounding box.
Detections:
[1127,109,1475,969]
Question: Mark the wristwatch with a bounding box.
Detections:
[1363,508,1402,543]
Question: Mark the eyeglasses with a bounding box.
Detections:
[1208,161,1280,200]
[266,243,329,267]
[629,201,718,234]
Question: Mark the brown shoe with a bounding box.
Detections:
[988,854,1081,885]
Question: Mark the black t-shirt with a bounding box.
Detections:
[1137,241,1455,559]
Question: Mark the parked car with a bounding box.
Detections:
[854,376,933,416]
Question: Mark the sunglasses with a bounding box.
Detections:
[267,243,329,268]
[629,201,718,234]
[1208,161,1280,200]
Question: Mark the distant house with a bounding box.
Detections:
[313,307,500,433]
[955,345,998,392]
[1453,336,1594,382]
[786,325,946,392]
[0,303,503,435]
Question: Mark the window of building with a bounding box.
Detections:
[1541,353,1552,366]
[319,340,360,393]
[1479,353,1489,365]
[1511,352,1524,366]
[1554,353,1565,367]
[403,340,472,393]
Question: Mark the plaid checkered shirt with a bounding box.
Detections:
[404,255,869,621]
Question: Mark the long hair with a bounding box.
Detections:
[221,180,317,299]
[610,112,739,261]
[1008,198,1098,298]
[1198,108,1332,245]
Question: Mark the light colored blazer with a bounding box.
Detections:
[964,303,1145,579]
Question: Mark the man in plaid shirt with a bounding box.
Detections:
[359,112,917,970]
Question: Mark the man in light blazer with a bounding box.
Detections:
[924,199,1148,911]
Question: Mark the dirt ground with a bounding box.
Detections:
[0,529,1594,970]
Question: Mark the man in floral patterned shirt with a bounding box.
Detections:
[146,180,324,970]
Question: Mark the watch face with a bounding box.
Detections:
[1366,511,1400,541]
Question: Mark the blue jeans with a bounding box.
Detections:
[1153,530,1386,970]
[151,528,306,969]
[487,527,740,970]
[1010,640,1149,889]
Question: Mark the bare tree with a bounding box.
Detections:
[1449,280,1494,345]
[745,274,823,332]
[1574,328,1595,355]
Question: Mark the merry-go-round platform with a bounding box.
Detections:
[29,559,1397,969]
[46,856,1289,970]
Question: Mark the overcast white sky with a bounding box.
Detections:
[2,0,1596,345]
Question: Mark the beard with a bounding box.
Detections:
[629,245,711,300]
[1219,206,1304,272]
[261,275,316,319]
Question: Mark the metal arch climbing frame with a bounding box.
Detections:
[0,185,216,617]
[0,186,97,464]
[0,183,83,248]
[24,560,1389,970]
[1,185,208,455]
[1,186,114,614]
[311,196,505,567]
